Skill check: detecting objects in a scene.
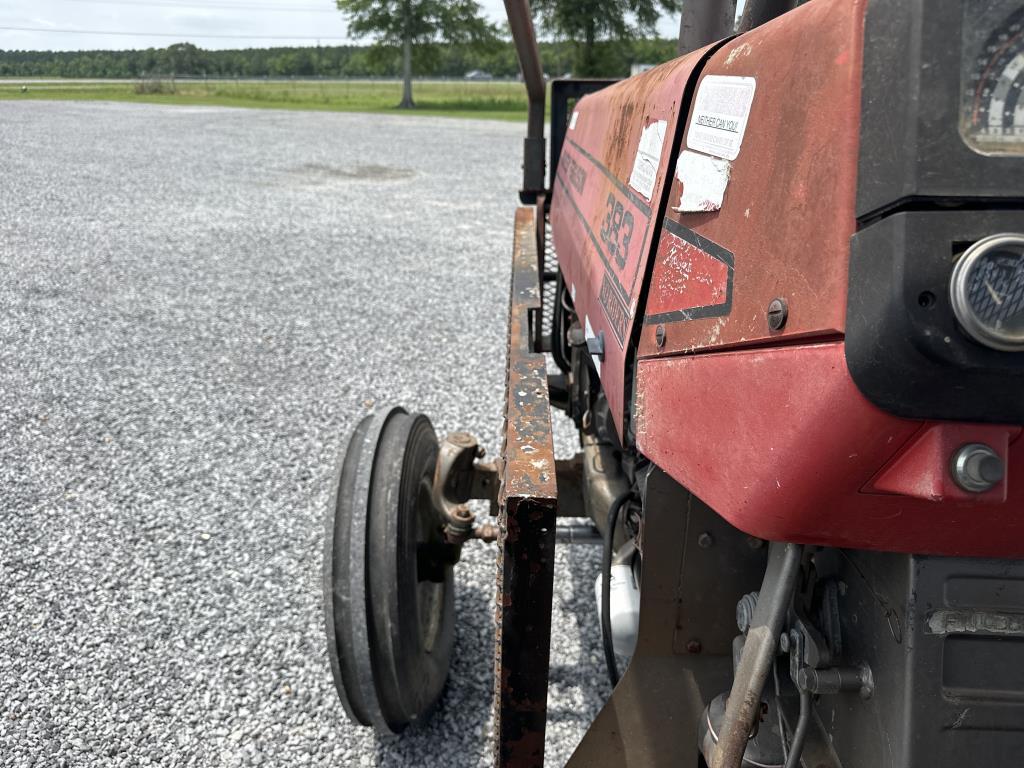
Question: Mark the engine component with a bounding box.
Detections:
[599,491,634,686]
[736,591,759,634]
[700,692,786,768]
[593,560,641,658]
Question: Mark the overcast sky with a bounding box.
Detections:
[0,0,681,52]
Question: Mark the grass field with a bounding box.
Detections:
[0,78,536,120]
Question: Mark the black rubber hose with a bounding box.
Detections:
[601,491,633,689]
[784,689,812,768]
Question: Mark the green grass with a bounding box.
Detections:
[0,78,536,121]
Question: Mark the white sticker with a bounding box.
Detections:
[628,119,667,201]
[584,315,601,378]
[673,150,731,212]
[686,75,756,161]
[569,110,579,130]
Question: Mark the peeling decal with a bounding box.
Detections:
[687,75,756,161]
[644,219,734,324]
[628,119,667,201]
[673,150,731,212]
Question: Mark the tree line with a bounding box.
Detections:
[0,38,678,80]
[335,0,679,106]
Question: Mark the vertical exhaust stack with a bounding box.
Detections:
[737,0,799,32]
[504,0,546,203]
[678,0,736,54]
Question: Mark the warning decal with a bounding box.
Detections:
[686,75,756,161]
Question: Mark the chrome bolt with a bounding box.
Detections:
[951,443,1004,493]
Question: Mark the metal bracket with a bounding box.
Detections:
[711,542,803,768]
[431,431,500,546]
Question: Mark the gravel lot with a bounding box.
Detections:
[0,102,607,767]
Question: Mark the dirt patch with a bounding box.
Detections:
[293,162,416,182]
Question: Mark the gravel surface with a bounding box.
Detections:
[0,102,607,767]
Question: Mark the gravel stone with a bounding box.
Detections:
[0,102,608,767]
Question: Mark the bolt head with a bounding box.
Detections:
[951,443,1004,493]
[697,532,713,549]
[767,298,788,331]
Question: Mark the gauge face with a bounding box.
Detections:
[961,2,1024,155]
[950,234,1024,351]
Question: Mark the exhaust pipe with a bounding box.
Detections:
[503,0,546,203]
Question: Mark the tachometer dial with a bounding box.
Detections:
[961,3,1024,154]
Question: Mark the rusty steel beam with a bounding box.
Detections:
[504,0,546,202]
[494,205,559,768]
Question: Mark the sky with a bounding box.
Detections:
[0,0,682,52]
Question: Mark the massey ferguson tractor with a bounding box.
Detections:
[323,0,1024,765]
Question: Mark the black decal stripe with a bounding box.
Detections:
[554,172,631,304]
[645,300,732,325]
[661,216,734,267]
[562,139,657,299]
[566,137,653,216]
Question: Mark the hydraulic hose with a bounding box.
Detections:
[601,490,633,688]
[783,689,812,768]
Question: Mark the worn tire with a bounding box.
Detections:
[324,407,455,734]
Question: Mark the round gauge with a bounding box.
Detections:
[949,233,1024,352]
[962,4,1024,154]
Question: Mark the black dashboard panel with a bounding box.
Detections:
[847,210,1024,424]
[857,0,1024,219]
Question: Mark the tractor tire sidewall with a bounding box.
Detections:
[368,412,454,731]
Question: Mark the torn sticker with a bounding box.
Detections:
[569,110,579,130]
[687,75,756,161]
[673,150,731,212]
[628,119,667,200]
